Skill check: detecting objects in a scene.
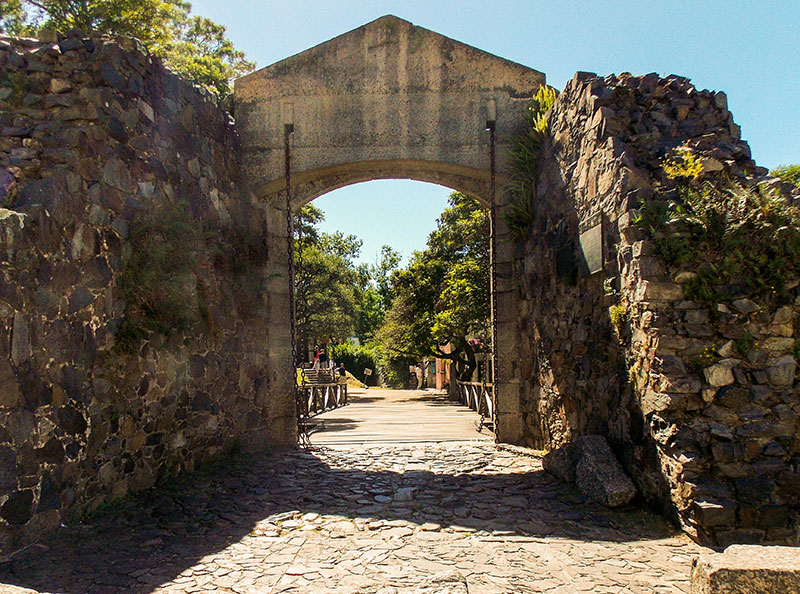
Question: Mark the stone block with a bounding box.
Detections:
[542,442,576,483]
[693,499,737,528]
[731,299,759,314]
[766,355,796,386]
[762,338,795,355]
[637,280,684,301]
[691,545,800,594]
[11,312,30,366]
[544,435,637,507]
[704,362,735,387]
[574,435,638,507]
[495,412,524,445]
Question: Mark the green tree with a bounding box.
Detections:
[771,164,800,187]
[372,245,401,311]
[376,192,489,381]
[160,13,254,100]
[294,205,364,355]
[20,0,187,46]
[297,242,359,346]
[353,245,400,341]
[2,0,253,100]
[0,0,32,35]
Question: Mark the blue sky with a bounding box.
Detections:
[190,0,800,264]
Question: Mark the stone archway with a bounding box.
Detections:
[235,15,544,444]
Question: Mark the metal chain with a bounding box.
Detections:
[283,126,303,445]
[488,123,499,435]
[284,127,296,368]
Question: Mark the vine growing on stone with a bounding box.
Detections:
[502,84,557,241]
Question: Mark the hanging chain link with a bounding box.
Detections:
[284,127,297,369]
[283,126,305,445]
[488,123,499,435]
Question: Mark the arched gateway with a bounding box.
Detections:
[1,18,794,553]
[235,15,543,443]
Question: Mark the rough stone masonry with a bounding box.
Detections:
[515,70,799,546]
[0,32,293,555]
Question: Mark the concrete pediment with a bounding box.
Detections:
[235,15,546,206]
[236,15,544,99]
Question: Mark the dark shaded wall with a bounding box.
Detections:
[0,34,292,554]
[516,71,799,546]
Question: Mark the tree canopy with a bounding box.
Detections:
[293,205,399,357]
[291,193,488,385]
[376,191,489,380]
[0,0,254,100]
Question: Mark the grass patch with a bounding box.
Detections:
[609,303,628,333]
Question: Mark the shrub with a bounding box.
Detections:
[117,205,202,352]
[662,149,704,181]
[771,164,800,187]
[503,85,557,241]
[609,304,628,333]
[633,169,800,305]
[329,342,379,385]
[115,204,265,353]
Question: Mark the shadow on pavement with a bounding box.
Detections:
[0,447,682,594]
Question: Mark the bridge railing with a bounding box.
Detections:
[456,380,494,433]
[296,369,348,417]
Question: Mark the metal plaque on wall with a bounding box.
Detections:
[579,222,603,275]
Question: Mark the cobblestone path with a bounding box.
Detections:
[0,442,706,594]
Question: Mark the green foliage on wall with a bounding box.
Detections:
[115,204,265,353]
[634,159,800,305]
[503,85,557,241]
[609,303,628,333]
[1,0,254,100]
[662,149,704,181]
[116,206,200,352]
[771,164,800,187]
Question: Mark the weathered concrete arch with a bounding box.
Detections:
[263,159,493,208]
[235,14,544,207]
[235,15,545,443]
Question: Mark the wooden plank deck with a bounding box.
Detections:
[310,387,494,445]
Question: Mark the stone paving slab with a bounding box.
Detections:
[0,442,706,593]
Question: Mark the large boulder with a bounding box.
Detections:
[542,441,576,483]
[574,435,638,507]
[543,435,637,507]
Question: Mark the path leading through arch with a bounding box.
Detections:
[0,396,707,593]
[311,388,493,445]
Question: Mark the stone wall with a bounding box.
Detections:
[516,71,799,546]
[0,34,292,554]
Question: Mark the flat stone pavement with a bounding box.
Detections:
[311,388,494,445]
[0,441,708,594]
